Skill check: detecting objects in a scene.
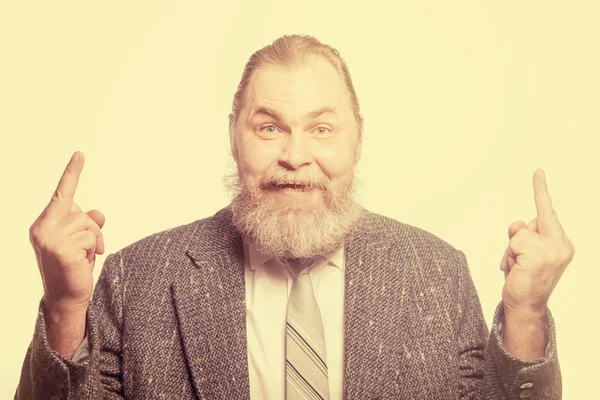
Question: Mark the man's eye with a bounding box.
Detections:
[261,125,279,134]
[315,127,331,135]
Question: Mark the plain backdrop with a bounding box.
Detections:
[1,1,597,397]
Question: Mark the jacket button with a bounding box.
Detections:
[519,389,533,398]
[520,382,533,388]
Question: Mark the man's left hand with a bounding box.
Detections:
[500,169,575,320]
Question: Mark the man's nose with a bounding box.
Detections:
[278,132,312,170]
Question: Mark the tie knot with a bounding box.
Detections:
[282,257,324,278]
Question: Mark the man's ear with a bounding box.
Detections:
[229,113,239,163]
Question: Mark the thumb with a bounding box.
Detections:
[508,220,527,240]
[87,210,105,229]
[70,201,83,215]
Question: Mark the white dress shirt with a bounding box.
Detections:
[244,240,345,400]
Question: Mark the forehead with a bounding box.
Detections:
[243,56,352,115]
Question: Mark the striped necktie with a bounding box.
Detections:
[285,259,330,400]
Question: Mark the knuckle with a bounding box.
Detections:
[51,188,64,202]
[36,237,50,251]
[567,239,576,255]
[75,211,91,222]
[549,252,560,266]
[512,229,527,242]
[70,212,90,226]
[73,211,88,222]
[543,248,560,266]
[34,232,54,251]
[29,224,39,241]
[88,218,101,232]
[72,211,86,218]
[84,230,96,242]
[561,242,576,262]
[63,165,75,176]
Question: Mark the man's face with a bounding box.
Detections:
[233,56,361,208]
[228,55,362,259]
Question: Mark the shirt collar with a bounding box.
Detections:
[245,239,345,272]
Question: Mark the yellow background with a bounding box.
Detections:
[1,0,597,397]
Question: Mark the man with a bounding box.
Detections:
[16,35,574,399]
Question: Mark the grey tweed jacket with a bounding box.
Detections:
[16,207,560,399]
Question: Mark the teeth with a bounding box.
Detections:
[274,183,306,190]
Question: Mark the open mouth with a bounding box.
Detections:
[272,183,311,192]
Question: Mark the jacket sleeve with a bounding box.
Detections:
[455,250,561,400]
[15,253,125,400]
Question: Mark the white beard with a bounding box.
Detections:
[224,164,363,261]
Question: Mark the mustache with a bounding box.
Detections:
[257,168,329,191]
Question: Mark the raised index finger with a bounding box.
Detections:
[533,169,561,237]
[44,151,85,218]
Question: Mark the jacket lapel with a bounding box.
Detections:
[171,208,251,399]
[343,212,409,397]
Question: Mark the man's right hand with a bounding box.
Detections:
[29,151,105,357]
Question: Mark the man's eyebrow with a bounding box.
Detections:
[307,107,337,119]
[249,106,338,121]
[250,107,282,121]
